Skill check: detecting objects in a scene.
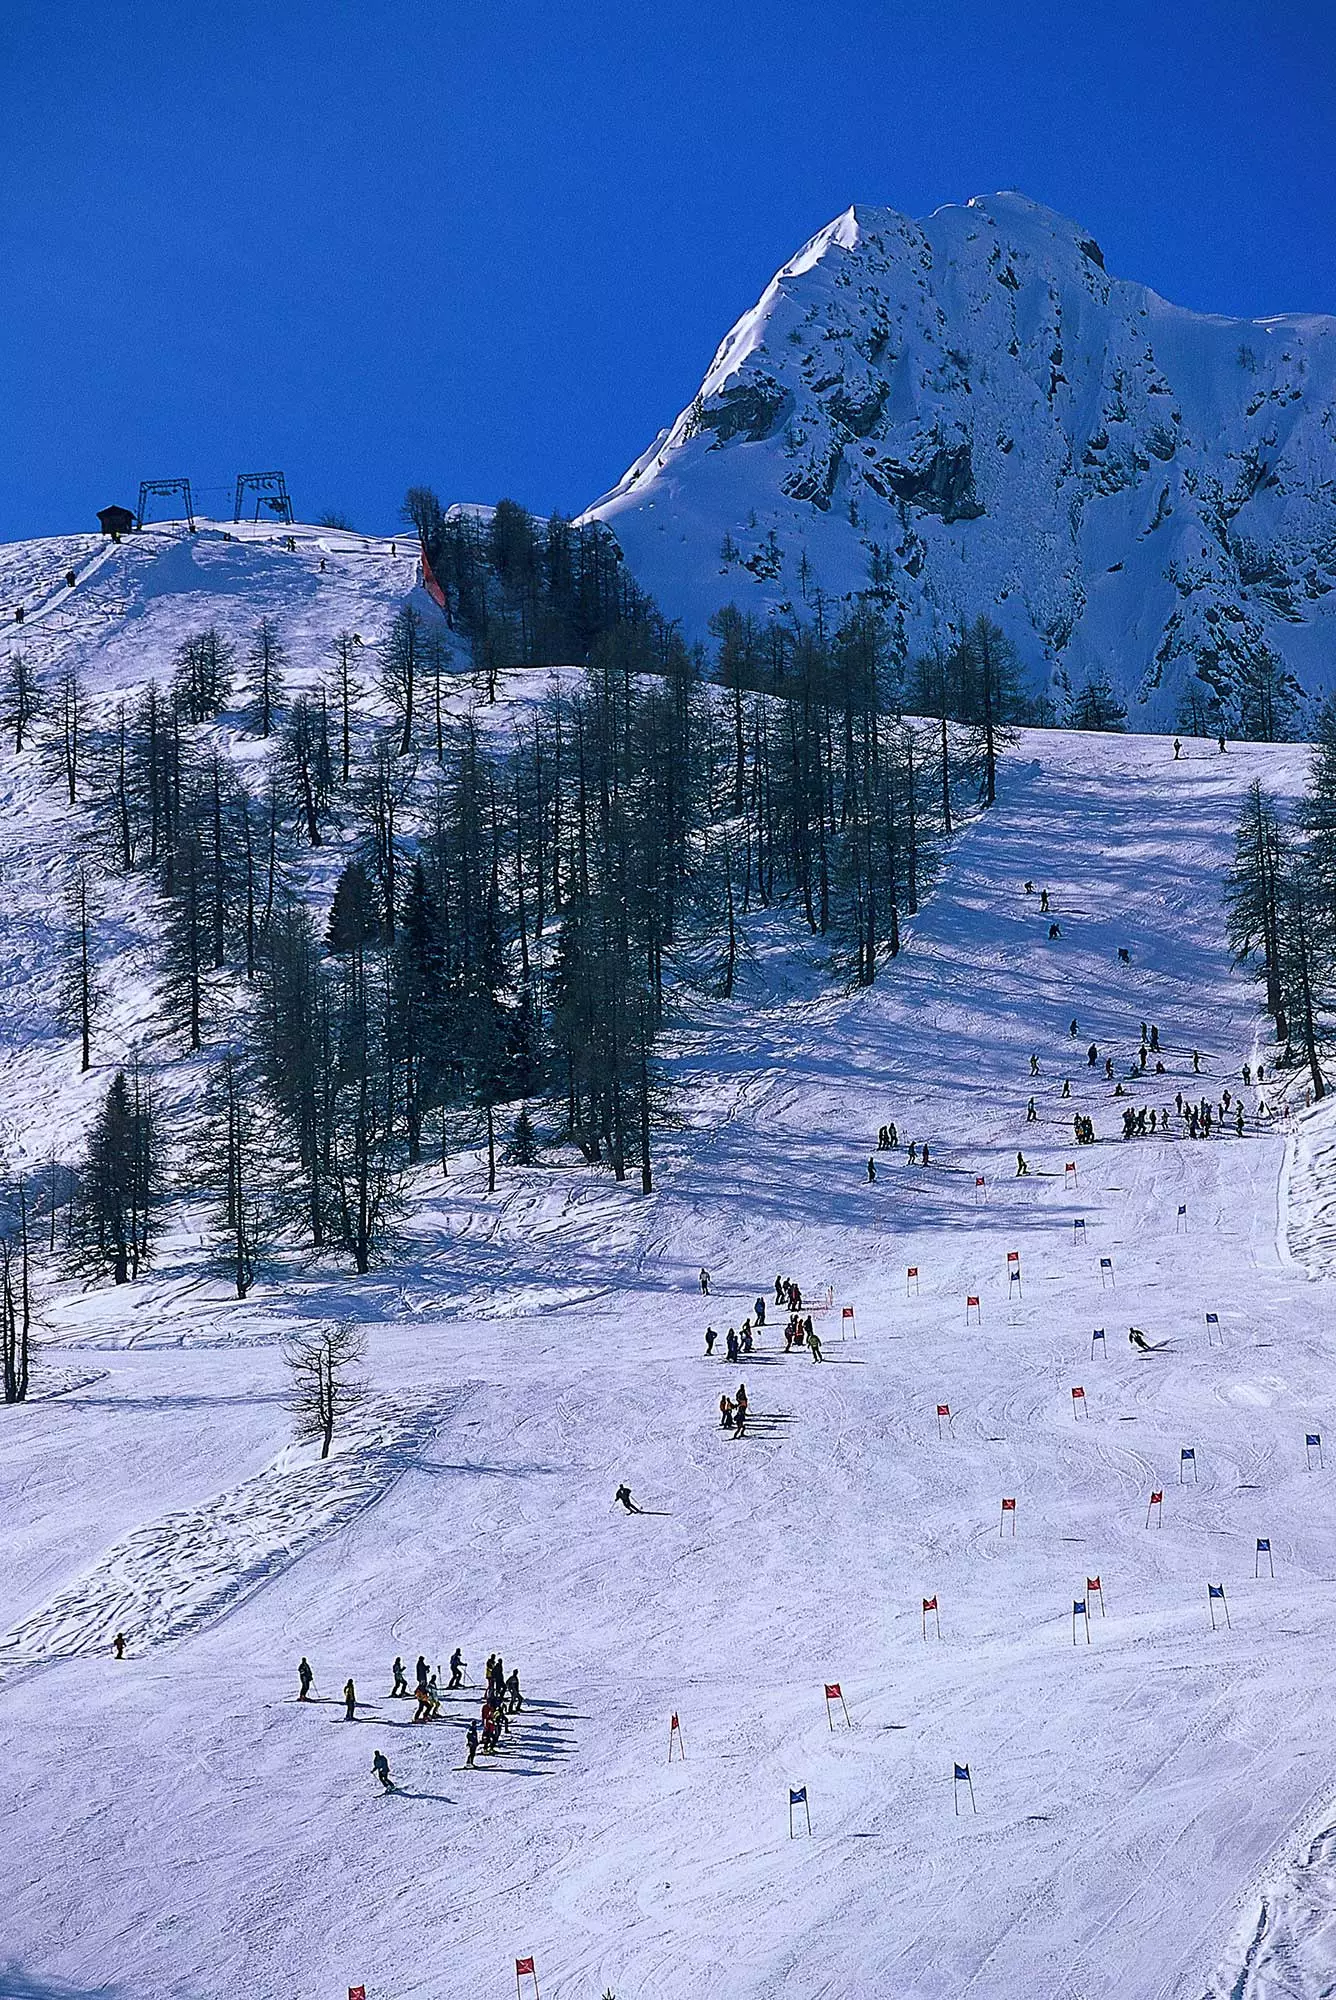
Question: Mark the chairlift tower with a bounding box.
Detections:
[234,471,293,525]
[137,478,196,531]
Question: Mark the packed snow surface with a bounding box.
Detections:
[1,527,1335,1996]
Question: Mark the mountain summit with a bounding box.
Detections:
[583,194,1336,726]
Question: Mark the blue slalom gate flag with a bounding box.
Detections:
[954,1763,970,1782]
[789,1787,806,1805]
[1256,1538,1271,1551]
[1205,1312,1219,1324]
[1177,1204,1186,1216]
[1181,1447,1195,1460]
[1307,1434,1322,1447]
[1100,1257,1112,1268]
[1208,1584,1225,1599]
[1073,1598,1086,1613]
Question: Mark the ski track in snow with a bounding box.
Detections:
[0,1393,445,1688]
[4,528,1336,1996]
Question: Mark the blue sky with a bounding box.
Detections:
[2,2,1333,541]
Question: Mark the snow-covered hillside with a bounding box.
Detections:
[3,530,1336,1996]
[584,193,1336,729]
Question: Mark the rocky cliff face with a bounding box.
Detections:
[582,194,1336,727]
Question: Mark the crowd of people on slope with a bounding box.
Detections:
[294,1643,525,1792]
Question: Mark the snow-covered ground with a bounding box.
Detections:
[1,529,1335,1997]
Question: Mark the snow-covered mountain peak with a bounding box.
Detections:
[583,192,1336,730]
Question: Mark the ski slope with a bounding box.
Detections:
[3,645,1335,1999]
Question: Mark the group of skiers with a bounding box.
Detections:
[295,1644,523,1790]
[719,1383,749,1434]
[705,1321,756,1361]
[1122,1094,1246,1140]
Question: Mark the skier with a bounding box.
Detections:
[1242,1063,1252,1087]
[1026,1098,1037,1122]
[113,1633,126,1661]
[908,1141,918,1164]
[391,1656,408,1698]
[1049,922,1061,939]
[1016,1151,1030,1176]
[615,1484,642,1513]
[1173,737,1182,760]
[699,1268,711,1296]
[1062,1079,1071,1098]
[65,568,77,589]
[1070,1019,1079,1037]
[754,1295,766,1325]
[1236,1105,1245,1136]
[1040,889,1050,913]
[1087,1044,1098,1067]
[373,1750,393,1792]
[1150,1025,1160,1053]
[734,1383,749,1435]
[867,1157,877,1183]
[449,1648,466,1689]
[922,1143,930,1168]
[505,1669,523,1712]
[1024,881,1034,894]
[416,1654,430,1690]
[1105,1057,1114,1079]
[705,1326,718,1356]
[1030,1053,1040,1077]
[726,1328,739,1363]
[774,1275,785,1305]
[720,1393,735,1430]
[1129,1327,1152,1353]
[413,1677,435,1723]
[343,1678,358,1721]
[888,1121,898,1147]
[807,1326,824,1362]
[466,1720,480,1766]
[741,1324,753,1354]
[1192,1050,1201,1074]
[1118,947,1130,964]
[298,1658,314,1702]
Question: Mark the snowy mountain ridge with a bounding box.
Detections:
[584,191,1336,727]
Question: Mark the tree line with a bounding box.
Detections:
[0,504,1039,1340]
[1226,701,1336,1101]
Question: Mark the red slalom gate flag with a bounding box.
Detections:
[516,1958,536,1977]
[824,1683,841,1700]
[937,1403,950,1416]
[1001,1497,1016,1510]
[670,1712,679,1729]
[349,1989,366,2000]
[923,1596,937,1611]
